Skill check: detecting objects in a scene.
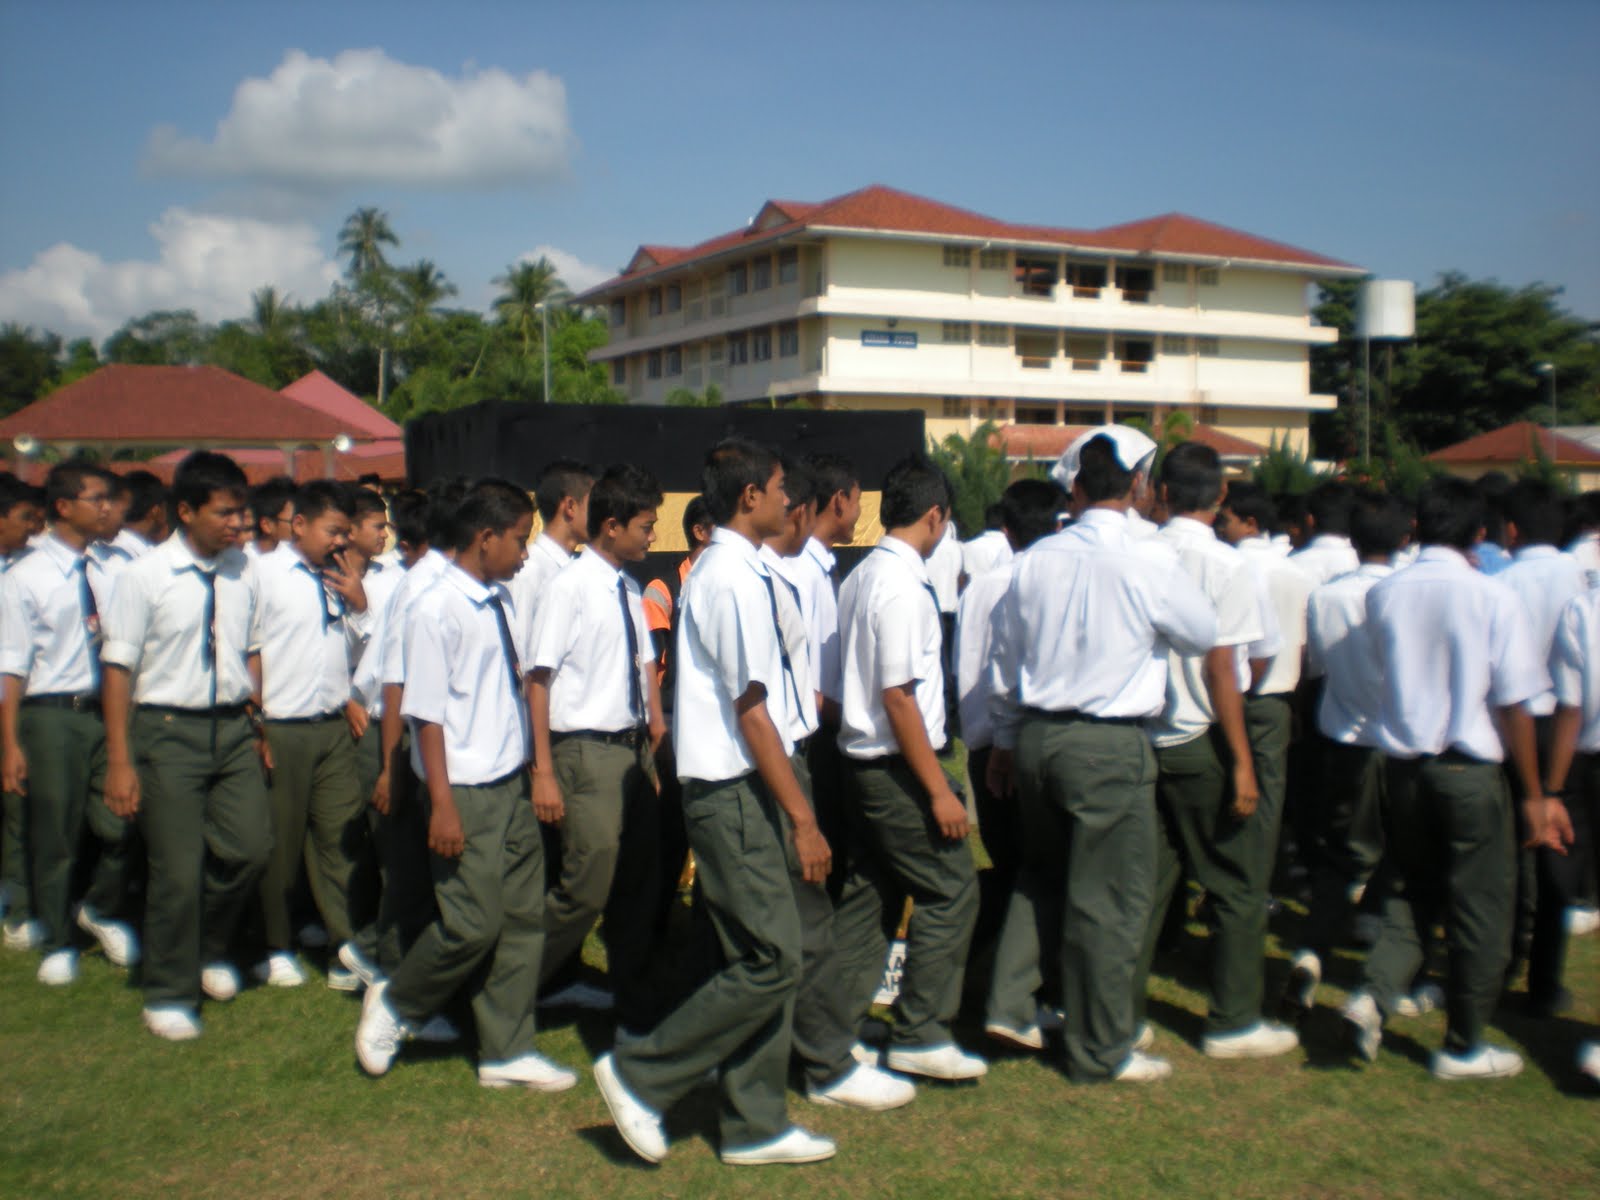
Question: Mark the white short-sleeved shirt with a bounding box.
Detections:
[101,534,256,708]
[249,544,369,720]
[760,544,820,742]
[1368,546,1547,762]
[838,535,946,760]
[672,527,793,782]
[955,561,1014,752]
[1551,589,1600,752]
[961,531,1012,583]
[1238,536,1314,696]
[0,532,109,696]
[1147,516,1264,749]
[401,563,529,785]
[349,558,405,715]
[800,537,843,702]
[112,528,157,560]
[379,548,451,687]
[1290,533,1360,587]
[508,533,576,664]
[1305,563,1392,747]
[1498,545,1586,717]
[925,523,962,614]
[989,509,1217,750]
[1565,532,1599,590]
[529,549,653,734]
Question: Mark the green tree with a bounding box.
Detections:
[928,421,1011,538]
[55,339,100,390]
[102,310,210,366]
[0,323,63,415]
[666,383,723,407]
[337,207,398,279]
[395,260,457,343]
[492,258,571,359]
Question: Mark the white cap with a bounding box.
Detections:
[1051,425,1159,490]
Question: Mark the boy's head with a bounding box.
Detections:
[1349,489,1413,560]
[535,459,596,537]
[1501,478,1563,549]
[1305,480,1356,538]
[806,452,861,545]
[1216,480,1277,547]
[173,452,251,558]
[389,489,431,566]
[703,437,787,536]
[1071,434,1135,507]
[121,469,170,544]
[1157,442,1224,517]
[250,476,298,548]
[879,455,952,555]
[998,478,1067,551]
[44,460,111,541]
[345,485,391,561]
[451,478,535,582]
[769,457,818,556]
[681,495,714,552]
[291,480,355,566]
[588,464,664,563]
[1414,477,1485,552]
[0,473,33,555]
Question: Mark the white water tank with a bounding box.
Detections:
[1356,279,1415,340]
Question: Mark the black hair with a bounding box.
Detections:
[983,502,1006,532]
[121,470,168,524]
[1276,492,1309,531]
[999,479,1066,550]
[702,437,781,525]
[1349,489,1412,558]
[104,470,131,501]
[1158,441,1223,514]
[293,479,355,522]
[1502,478,1564,547]
[806,453,860,509]
[1564,491,1600,545]
[534,459,596,523]
[682,495,712,544]
[356,472,383,489]
[347,484,389,523]
[451,478,535,552]
[1415,476,1485,551]
[44,459,103,521]
[425,477,473,547]
[390,489,431,548]
[880,455,953,529]
[1075,434,1135,503]
[779,456,818,513]
[1305,480,1356,536]
[588,464,664,539]
[1219,480,1276,534]
[250,476,298,532]
[0,472,30,516]
[173,451,249,515]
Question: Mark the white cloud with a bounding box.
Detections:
[143,48,574,190]
[0,208,341,341]
[519,244,613,295]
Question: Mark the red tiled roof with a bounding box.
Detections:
[146,438,407,484]
[577,184,1361,299]
[0,365,352,444]
[1426,422,1600,466]
[280,370,399,439]
[994,423,1269,461]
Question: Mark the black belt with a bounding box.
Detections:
[265,710,343,726]
[22,693,100,713]
[139,703,251,719]
[1023,706,1143,727]
[551,727,645,749]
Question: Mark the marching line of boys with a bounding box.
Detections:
[2,432,1599,1169]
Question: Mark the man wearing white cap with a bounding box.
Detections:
[1051,425,1161,536]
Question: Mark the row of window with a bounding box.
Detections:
[956,400,1224,426]
[938,322,1220,357]
[623,321,802,382]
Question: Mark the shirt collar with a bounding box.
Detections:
[803,536,836,571]
[1355,562,1394,579]
[442,562,496,606]
[163,532,221,573]
[38,530,88,575]
[1164,515,1217,541]
[1310,533,1352,551]
[710,525,762,564]
[1239,534,1273,553]
[1078,507,1129,532]
[1512,544,1560,562]
[534,532,574,566]
[876,534,931,581]
[1418,545,1472,569]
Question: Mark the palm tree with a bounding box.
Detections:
[396,260,457,338]
[338,207,398,280]
[492,258,571,358]
[250,286,292,339]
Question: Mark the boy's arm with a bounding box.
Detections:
[883,684,966,840]
[415,721,463,858]
[528,668,563,824]
[1204,646,1259,818]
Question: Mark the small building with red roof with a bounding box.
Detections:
[1426,422,1600,490]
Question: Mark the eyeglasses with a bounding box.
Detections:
[74,492,113,507]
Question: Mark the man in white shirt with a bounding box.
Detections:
[1289,481,1360,586]
[509,459,592,664]
[356,479,576,1093]
[1050,424,1161,540]
[1282,490,1410,1019]
[833,456,987,1083]
[111,470,169,558]
[529,465,666,1032]
[594,438,835,1168]
[1344,476,1561,1081]
[247,481,371,990]
[960,506,1012,583]
[1135,442,1299,1061]
[0,473,42,947]
[101,452,272,1042]
[244,476,296,563]
[0,462,136,986]
[1563,492,1599,588]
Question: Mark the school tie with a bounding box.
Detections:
[75,556,100,686]
[193,565,217,710]
[486,591,522,697]
[617,575,645,728]
[759,570,805,720]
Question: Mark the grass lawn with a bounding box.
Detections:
[4,905,1597,1199]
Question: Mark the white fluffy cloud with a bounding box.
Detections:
[0,208,342,341]
[143,49,574,190]
[520,244,613,295]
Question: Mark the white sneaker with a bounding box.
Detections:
[3,918,44,951]
[252,952,307,988]
[538,980,614,1011]
[721,1125,837,1166]
[850,1041,880,1067]
[355,981,407,1076]
[1430,1044,1524,1082]
[37,948,78,986]
[201,962,241,1002]
[1111,1051,1172,1082]
[806,1062,916,1111]
[1393,983,1444,1018]
[984,1019,1043,1051]
[1202,1021,1300,1060]
[297,922,329,949]
[327,966,360,992]
[1576,1041,1600,1085]
[1036,1004,1065,1033]
[1343,991,1383,1063]
[1565,906,1600,936]
[336,942,382,990]
[76,908,140,967]
[593,1052,667,1164]
[142,1005,202,1041]
[478,1052,578,1092]
[1134,1022,1155,1052]
[885,1042,988,1081]
[414,1014,461,1044]
[1286,949,1321,1012]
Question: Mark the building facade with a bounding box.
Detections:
[575,186,1364,452]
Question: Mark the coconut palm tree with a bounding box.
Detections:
[250,286,292,339]
[338,207,399,280]
[396,260,457,339]
[492,258,571,358]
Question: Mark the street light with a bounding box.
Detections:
[1536,361,1556,431]
[535,301,551,404]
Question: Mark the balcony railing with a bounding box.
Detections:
[1120,360,1152,374]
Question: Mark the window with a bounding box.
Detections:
[1162,263,1189,284]
[778,248,799,285]
[727,333,749,365]
[1197,267,1220,286]
[666,284,682,312]
[1199,404,1220,423]
[1196,336,1220,357]
[727,264,748,296]
[611,359,625,385]
[941,321,972,343]
[1163,335,1190,354]
[979,248,1008,270]
[646,350,662,379]
[753,257,772,291]
[686,345,703,369]
[752,328,773,361]
[942,397,969,419]
[1116,338,1154,372]
[943,245,972,268]
[1066,261,1107,298]
[1015,331,1057,368]
[1067,336,1103,371]
[609,299,626,327]
[1014,404,1055,425]
[1014,255,1058,298]
[647,289,662,317]
[977,323,1009,346]
[1115,265,1155,303]
[778,322,799,357]
[709,339,725,364]
[1065,405,1105,425]
[666,347,682,376]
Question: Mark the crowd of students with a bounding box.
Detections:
[0,428,1597,1168]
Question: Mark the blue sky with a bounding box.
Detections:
[2,0,1596,341]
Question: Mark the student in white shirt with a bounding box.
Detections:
[1562,492,1599,588]
[833,456,987,1083]
[1289,481,1361,586]
[0,462,136,986]
[1050,424,1162,539]
[509,459,593,664]
[594,438,834,1168]
[101,452,272,1042]
[1136,442,1299,1061]
[528,464,666,1031]
[1282,490,1411,1019]
[0,473,42,947]
[245,476,296,563]
[247,480,372,990]
[113,470,170,558]
[1344,476,1560,1082]
[960,506,1013,583]
[356,479,576,1093]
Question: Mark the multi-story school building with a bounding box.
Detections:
[575,186,1363,454]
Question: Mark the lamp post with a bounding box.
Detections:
[1536,361,1556,431]
[535,301,551,404]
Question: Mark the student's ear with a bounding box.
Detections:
[739,481,761,515]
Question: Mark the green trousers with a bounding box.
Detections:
[833,755,978,1049]
[1135,729,1271,1035]
[360,733,434,974]
[387,771,545,1064]
[20,704,130,954]
[1245,694,1292,890]
[348,722,383,938]
[1362,753,1513,1054]
[1300,737,1385,959]
[990,714,1157,1079]
[616,772,801,1151]
[2,786,29,922]
[135,709,272,1011]
[259,716,365,950]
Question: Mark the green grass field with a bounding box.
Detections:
[3,893,1597,1200]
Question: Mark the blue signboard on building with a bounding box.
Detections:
[861,330,918,349]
